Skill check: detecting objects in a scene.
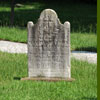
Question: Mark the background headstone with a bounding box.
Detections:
[27,9,71,79]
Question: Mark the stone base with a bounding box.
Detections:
[21,77,75,82]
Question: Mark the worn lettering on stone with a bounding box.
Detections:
[28,9,71,78]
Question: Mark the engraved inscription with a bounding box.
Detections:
[28,9,71,78]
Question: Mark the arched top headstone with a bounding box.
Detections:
[37,9,61,27]
[39,9,58,20]
[27,9,72,81]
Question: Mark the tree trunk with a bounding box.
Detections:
[10,0,15,26]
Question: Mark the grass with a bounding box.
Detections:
[71,33,97,52]
[0,2,97,99]
[0,27,97,52]
[0,51,97,100]
[0,27,27,43]
[0,1,97,33]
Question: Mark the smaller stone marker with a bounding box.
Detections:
[21,9,74,81]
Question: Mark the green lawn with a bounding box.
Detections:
[0,27,97,52]
[0,51,97,100]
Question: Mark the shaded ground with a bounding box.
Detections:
[0,2,97,33]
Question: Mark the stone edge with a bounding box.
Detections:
[21,77,75,82]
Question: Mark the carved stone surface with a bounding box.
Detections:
[27,9,71,79]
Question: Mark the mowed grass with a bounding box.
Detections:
[0,52,97,100]
[0,27,27,43]
[0,27,97,52]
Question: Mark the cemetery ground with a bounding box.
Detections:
[0,1,97,100]
[0,51,97,100]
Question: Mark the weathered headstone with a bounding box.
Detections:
[22,9,74,81]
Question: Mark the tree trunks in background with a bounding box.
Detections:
[10,0,15,26]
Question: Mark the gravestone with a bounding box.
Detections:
[22,9,74,81]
